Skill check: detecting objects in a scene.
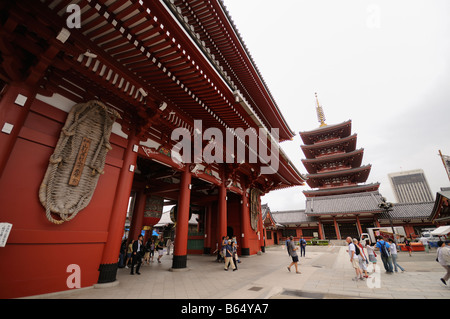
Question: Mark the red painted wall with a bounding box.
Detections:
[0,97,126,298]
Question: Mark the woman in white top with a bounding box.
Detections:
[437,241,450,285]
[388,238,405,272]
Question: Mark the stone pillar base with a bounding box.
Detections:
[97,263,118,284]
[172,255,187,269]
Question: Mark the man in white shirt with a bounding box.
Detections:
[420,236,429,253]
[346,237,363,281]
[437,241,450,285]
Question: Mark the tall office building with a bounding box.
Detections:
[388,169,433,203]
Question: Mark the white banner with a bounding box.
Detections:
[0,223,12,247]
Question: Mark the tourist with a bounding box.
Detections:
[232,236,241,263]
[149,239,155,262]
[143,237,152,265]
[130,235,144,275]
[420,236,429,253]
[354,238,369,278]
[156,237,164,263]
[118,238,127,268]
[224,240,236,271]
[299,236,307,257]
[213,241,222,262]
[346,237,363,281]
[436,241,450,285]
[221,236,228,263]
[286,237,291,256]
[166,238,173,255]
[125,239,134,269]
[404,236,413,257]
[231,241,238,270]
[375,236,393,273]
[365,242,377,272]
[388,238,405,272]
[287,236,301,274]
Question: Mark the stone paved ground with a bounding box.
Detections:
[28,245,450,299]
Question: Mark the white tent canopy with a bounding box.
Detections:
[431,226,450,236]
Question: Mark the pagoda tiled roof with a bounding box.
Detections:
[378,202,435,221]
[305,191,383,215]
[271,209,317,225]
[303,183,380,197]
[302,148,364,174]
[300,120,352,145]
[305,165,372,188]
[301,134,357,159]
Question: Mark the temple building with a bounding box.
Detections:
[0,0,305,298]
[263,94,445,243]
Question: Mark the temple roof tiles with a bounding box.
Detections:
[305,191,383,215]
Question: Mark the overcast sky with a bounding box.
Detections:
[222,0,450,211]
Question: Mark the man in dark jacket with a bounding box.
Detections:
[130,235,144,275]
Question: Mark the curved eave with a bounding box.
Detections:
[302,148,364,174]
[300,120,352,145]
[303,183,380,197]
[169,0,295,140]
[301,134,358,159]
[305,164,372,188]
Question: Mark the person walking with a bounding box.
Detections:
[299,237,307,257]
[286,237,291,257]
[130,235,144,275]
[118,238,127,268]
[231,241,238,270]
[156,237,164,263]
[404,236,413,257]
[375,236,393,273]
[420,236,429,253]
[213,241,222,262]
[437,241,450,285]
[143,238,151,265]
[149,239,155,262]
[125,239,134,269]
[287,236,301,274]
[388,238,405,273]
[346,237,363,281]
[166,238,172,255]
[221,236,228,263]
[365,242,377,273]
[354,238,370,279]
[224,239,236,271]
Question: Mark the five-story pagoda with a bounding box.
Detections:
[300,93,380,198]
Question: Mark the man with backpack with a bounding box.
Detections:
[375,236,394,273]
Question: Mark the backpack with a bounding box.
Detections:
[380,241,390,258]
[354,244,360,256]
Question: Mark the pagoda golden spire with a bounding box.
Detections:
[315,92,327,127]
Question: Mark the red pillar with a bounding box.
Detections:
[98,131,139,283]
[217,181,227,242]
[0,83,38,179]
[334,217,341,240]
[240,190,251,256]
[258,195,265,252]
[203,204,212,254]
[375,219,381,228]
[356,215,363,236]
[128,189,146,242]
[318,220,324,240]
[172,166,191,269]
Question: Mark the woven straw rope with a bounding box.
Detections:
[39,100,119,224]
